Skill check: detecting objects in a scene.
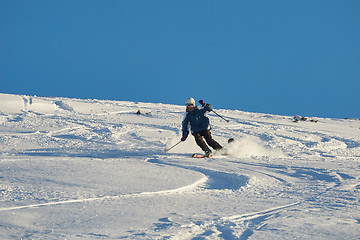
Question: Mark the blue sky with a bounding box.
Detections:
[1,1,359,118]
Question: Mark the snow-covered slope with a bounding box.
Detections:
[0,93,359,239]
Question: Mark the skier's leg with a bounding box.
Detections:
[193,132,211,153]
[203,130,223,150]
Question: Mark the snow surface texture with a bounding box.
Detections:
[0,93,359,239]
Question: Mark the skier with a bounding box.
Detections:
[181,97,223,157]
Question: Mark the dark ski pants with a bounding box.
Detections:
[193,130,222,152]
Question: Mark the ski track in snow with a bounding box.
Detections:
[0,93,359,239]
[0,173,208,212]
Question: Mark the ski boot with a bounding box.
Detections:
[204,149,212,158]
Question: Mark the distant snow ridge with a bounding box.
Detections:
[0,94,75,113]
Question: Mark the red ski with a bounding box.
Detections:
[192,153,212,158]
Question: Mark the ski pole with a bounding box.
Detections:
[211,109,229,122]
[164,140,182,153]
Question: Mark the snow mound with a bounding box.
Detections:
[54,100,75,111]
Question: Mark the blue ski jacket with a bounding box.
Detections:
[182,104,213,140]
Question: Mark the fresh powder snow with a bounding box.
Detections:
[0,93,359,239]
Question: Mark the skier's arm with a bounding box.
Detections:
[203,103,213,112]
[199,100,213,112]
[181,114,190,140]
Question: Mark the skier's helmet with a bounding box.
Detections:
[185,97,195,106]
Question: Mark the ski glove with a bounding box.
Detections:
[199,100,205,106]
[181,137,186,141]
